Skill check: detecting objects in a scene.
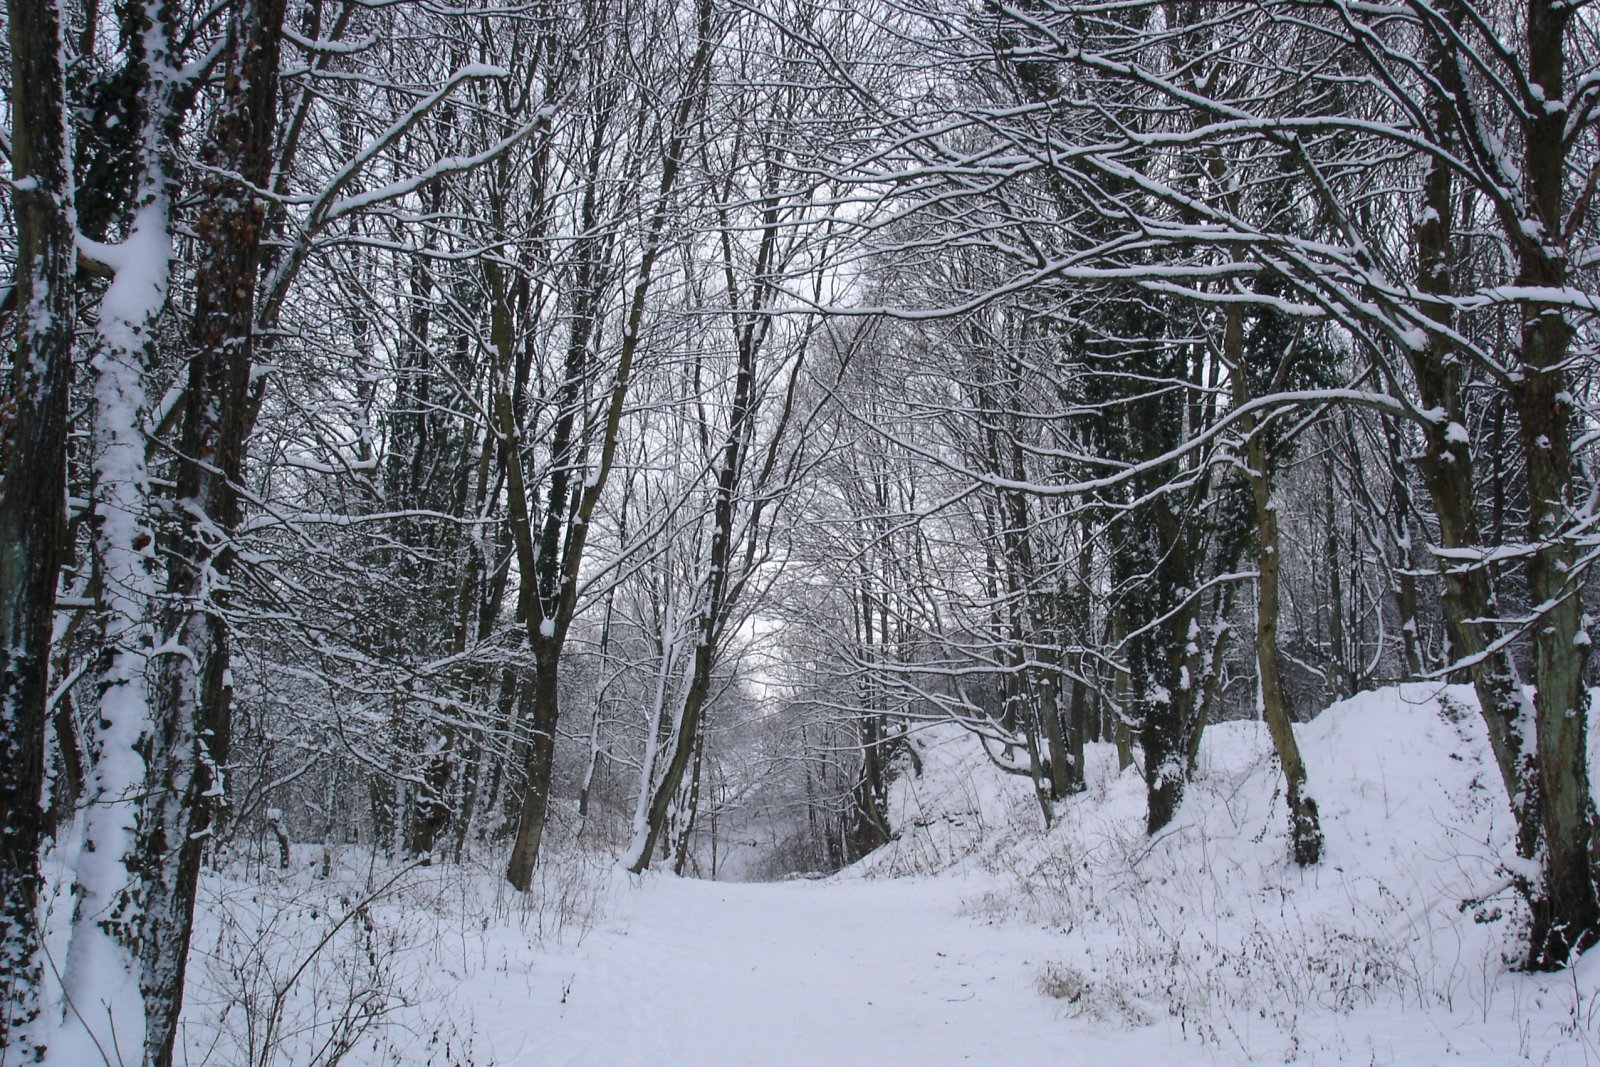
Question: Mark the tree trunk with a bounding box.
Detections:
[1224,287,1321,865]
[1321,451,1351,702]
[628,625,718,872]
[502,0,716,885]
[1404,11,1545,963]
[138,4,287,1062]
[1,0,75,1054]
[505,650,560,891]
[1132,492,1195,834]
[1510,0,1599,970]
[849,710,892,858]
[43,5,183,1062]
[406,723,456,861]
[1248,437,1321,865]
[1056,641,1086,795]
[671,726,706,875]
[1381,421,1425,679]
[1112,609,1134,772]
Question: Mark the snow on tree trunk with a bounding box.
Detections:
[1512,0,1600,971]
[48,144,176,1067]
[623,588,684,871]
[136,2,287,1061]
[1,0,75,1058]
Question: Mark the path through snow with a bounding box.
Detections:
[476,873,1154,1066]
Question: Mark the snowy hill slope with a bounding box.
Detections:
[850,683,1600,1063]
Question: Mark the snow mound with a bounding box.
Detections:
[846,722,1046,877]
[179,837,615,1067]
[852,684,1600,1064]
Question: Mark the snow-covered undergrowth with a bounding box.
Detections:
[177,833,614,1067]
[858,684,1600,1064]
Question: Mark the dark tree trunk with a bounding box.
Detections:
[849,711,892,859]
[1511,0,1599,970]
[407,723,456,862]
[1224,288,1321,865]
[139,2,287,1062]
[505,646,561,891]
[1403,7,1551,970]
[671,726,706,875]
[1130,488,1196,834]
[1111,608,1134,772]
[1381,421,1426,679]
[627,325,752,870]
[0,0,75,1053]
[1248,433,1321,865]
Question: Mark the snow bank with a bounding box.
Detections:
[844,722,1046,878]
[178,838,615,1066]
[854,684,1600,1064]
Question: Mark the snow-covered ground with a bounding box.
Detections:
[175,684,1600,1065]
[492,874,1116,1065]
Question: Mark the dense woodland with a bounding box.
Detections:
[3,0,1599,1063]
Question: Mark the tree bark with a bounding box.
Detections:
[1223,281,1321,865]
[1,0,75,1055]
[1111,609,1134,773]
[139,3,287,1061]
[1402,7,1547,967]
[628,246,756,869]
[1381,421,1425,679]
[1130,484,1196,833]
[503,0,718,887]
[1510,0,1599,970]
[671,726,706,875]
[504,648,561,891]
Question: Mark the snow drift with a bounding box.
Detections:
[853,683,1600,1063]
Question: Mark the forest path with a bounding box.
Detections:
[484,871,1132,1066]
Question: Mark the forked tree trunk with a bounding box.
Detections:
[503,0,718,888]
[1411,141,1533,862]
[1401,1,1598,969]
